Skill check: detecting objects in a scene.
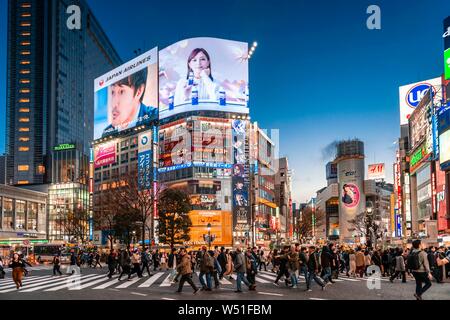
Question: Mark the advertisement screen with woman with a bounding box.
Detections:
[159,38,249,119]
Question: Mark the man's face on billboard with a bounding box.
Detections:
[236,182,243,189]
[110,84,144,127]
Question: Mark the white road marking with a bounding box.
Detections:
[159,274,173,287]
[115,276,142,289]
[309,298,327,300]
[69,275,118,290]
[138,272,164,288]
[257,291,284,297]
[131,292,147,296]
[161,297,175,300]
[0,275,66,293]
[19,274,98,292]
[255,277,270,284]
[45,274,106,291]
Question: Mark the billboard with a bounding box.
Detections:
[94,47,158,140]
[185,211,232,247]
[94,141,116,168]
[138,130,152,190]
[399,77,441,125]
[445,49,450,81]
[337,158,365,242]
[232,120,251,232]
[444,16,450,51]
[439,130,450,167]
[368,163,385,180]
[159,38,249,119]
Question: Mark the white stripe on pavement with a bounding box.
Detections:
[138,272,164,288]
[255,276,270,284]
[0,276,41,284]
[161,297,175,300]
[309,298,327,300]
[257,292,284,297]
[69,275,118,290]
[159,274,173,287]
[130,292,147,297]
[115,276,143,289]
[92,277,126,290]
[45,274,106,291]
[219,277,232,285]
[19,274,97,293]
[0,276,55,292]
[257,273,277,281]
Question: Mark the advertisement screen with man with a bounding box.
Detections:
[159,37,249,119]
[94,47,158,140]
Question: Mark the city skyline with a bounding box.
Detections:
[1,0,450,202]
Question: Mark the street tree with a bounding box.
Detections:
[296,206,325,242]
[157,188,192,248]
[55,207,89,243]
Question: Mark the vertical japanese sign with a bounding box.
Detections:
[232,120,250,233]
[138,130,153,190]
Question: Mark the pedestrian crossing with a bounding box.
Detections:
[3,265,53,273]
[0,270,394,294]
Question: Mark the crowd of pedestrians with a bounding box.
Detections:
[1,240,449,299]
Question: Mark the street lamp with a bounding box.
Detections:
[206,223,212,250]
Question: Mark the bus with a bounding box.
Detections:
[33,243,71,264]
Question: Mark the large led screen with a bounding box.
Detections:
[159,38,249,119]
[94,47,158,140]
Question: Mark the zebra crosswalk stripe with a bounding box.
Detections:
[159,274,173,287]
[70,275,119,290]
[19,274,97,293]
[219,277,232,285]
[115,276,144,289]
[137,272,164,288]
[45,274,106,291]
[255,276,270,284]
[0,276,41,284]
[0,275,54,291]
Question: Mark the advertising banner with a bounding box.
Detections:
[436,162,448,231]
[445,49,450,81]
[439,130,450,169]
[94,141,116,168]
[159,38,249,119]
[368,163,385,180]
[338,158,366,241]
[399,77,441,125]
[232,120,250,232]
[444,17,450,51]
[186,211,232,247]
[94,47,158,140]
[138,130,153,190]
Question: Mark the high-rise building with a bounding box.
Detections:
[274,157,292,241]
[6,0,122,186]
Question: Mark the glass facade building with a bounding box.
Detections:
[6,0,122,185]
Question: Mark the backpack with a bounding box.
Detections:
[205,255,214,269]
[407,250,421,271]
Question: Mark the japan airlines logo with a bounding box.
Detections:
[443,26,450,38]
[405,83,435,109]
[99,80,104,87]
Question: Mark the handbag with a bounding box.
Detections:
[437,257,449,267]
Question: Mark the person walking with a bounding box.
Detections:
[246,248,257,290]
[117,248,132,281]
[52,254,62,276]
[152,249,160,271]
[410,239,432,300]
[198,246,213,291]
[141,248,152,277]
[67,250,78,275]
[288,246,299,288]
[223,249,234,280]
[0,257,5,279]
[298,247,309,282]
[389,249,406,283]
[364,250,372,276]
[130,248,143,278]
[93,251,102,269]
[259,249,267,271]
[273,246,290,286]
[160,252,168,271]
[217,247,227,280]
[233,247,255,293]
[175,249,199,294]
[9,253,25,289]
[349,249,357,277]
[107,250,117,279]
[355,248,365,278]
[305,246,326,292]
[211,250,221,289]
[320,244,334,284]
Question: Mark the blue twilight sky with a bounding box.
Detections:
[0,0,449,203]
